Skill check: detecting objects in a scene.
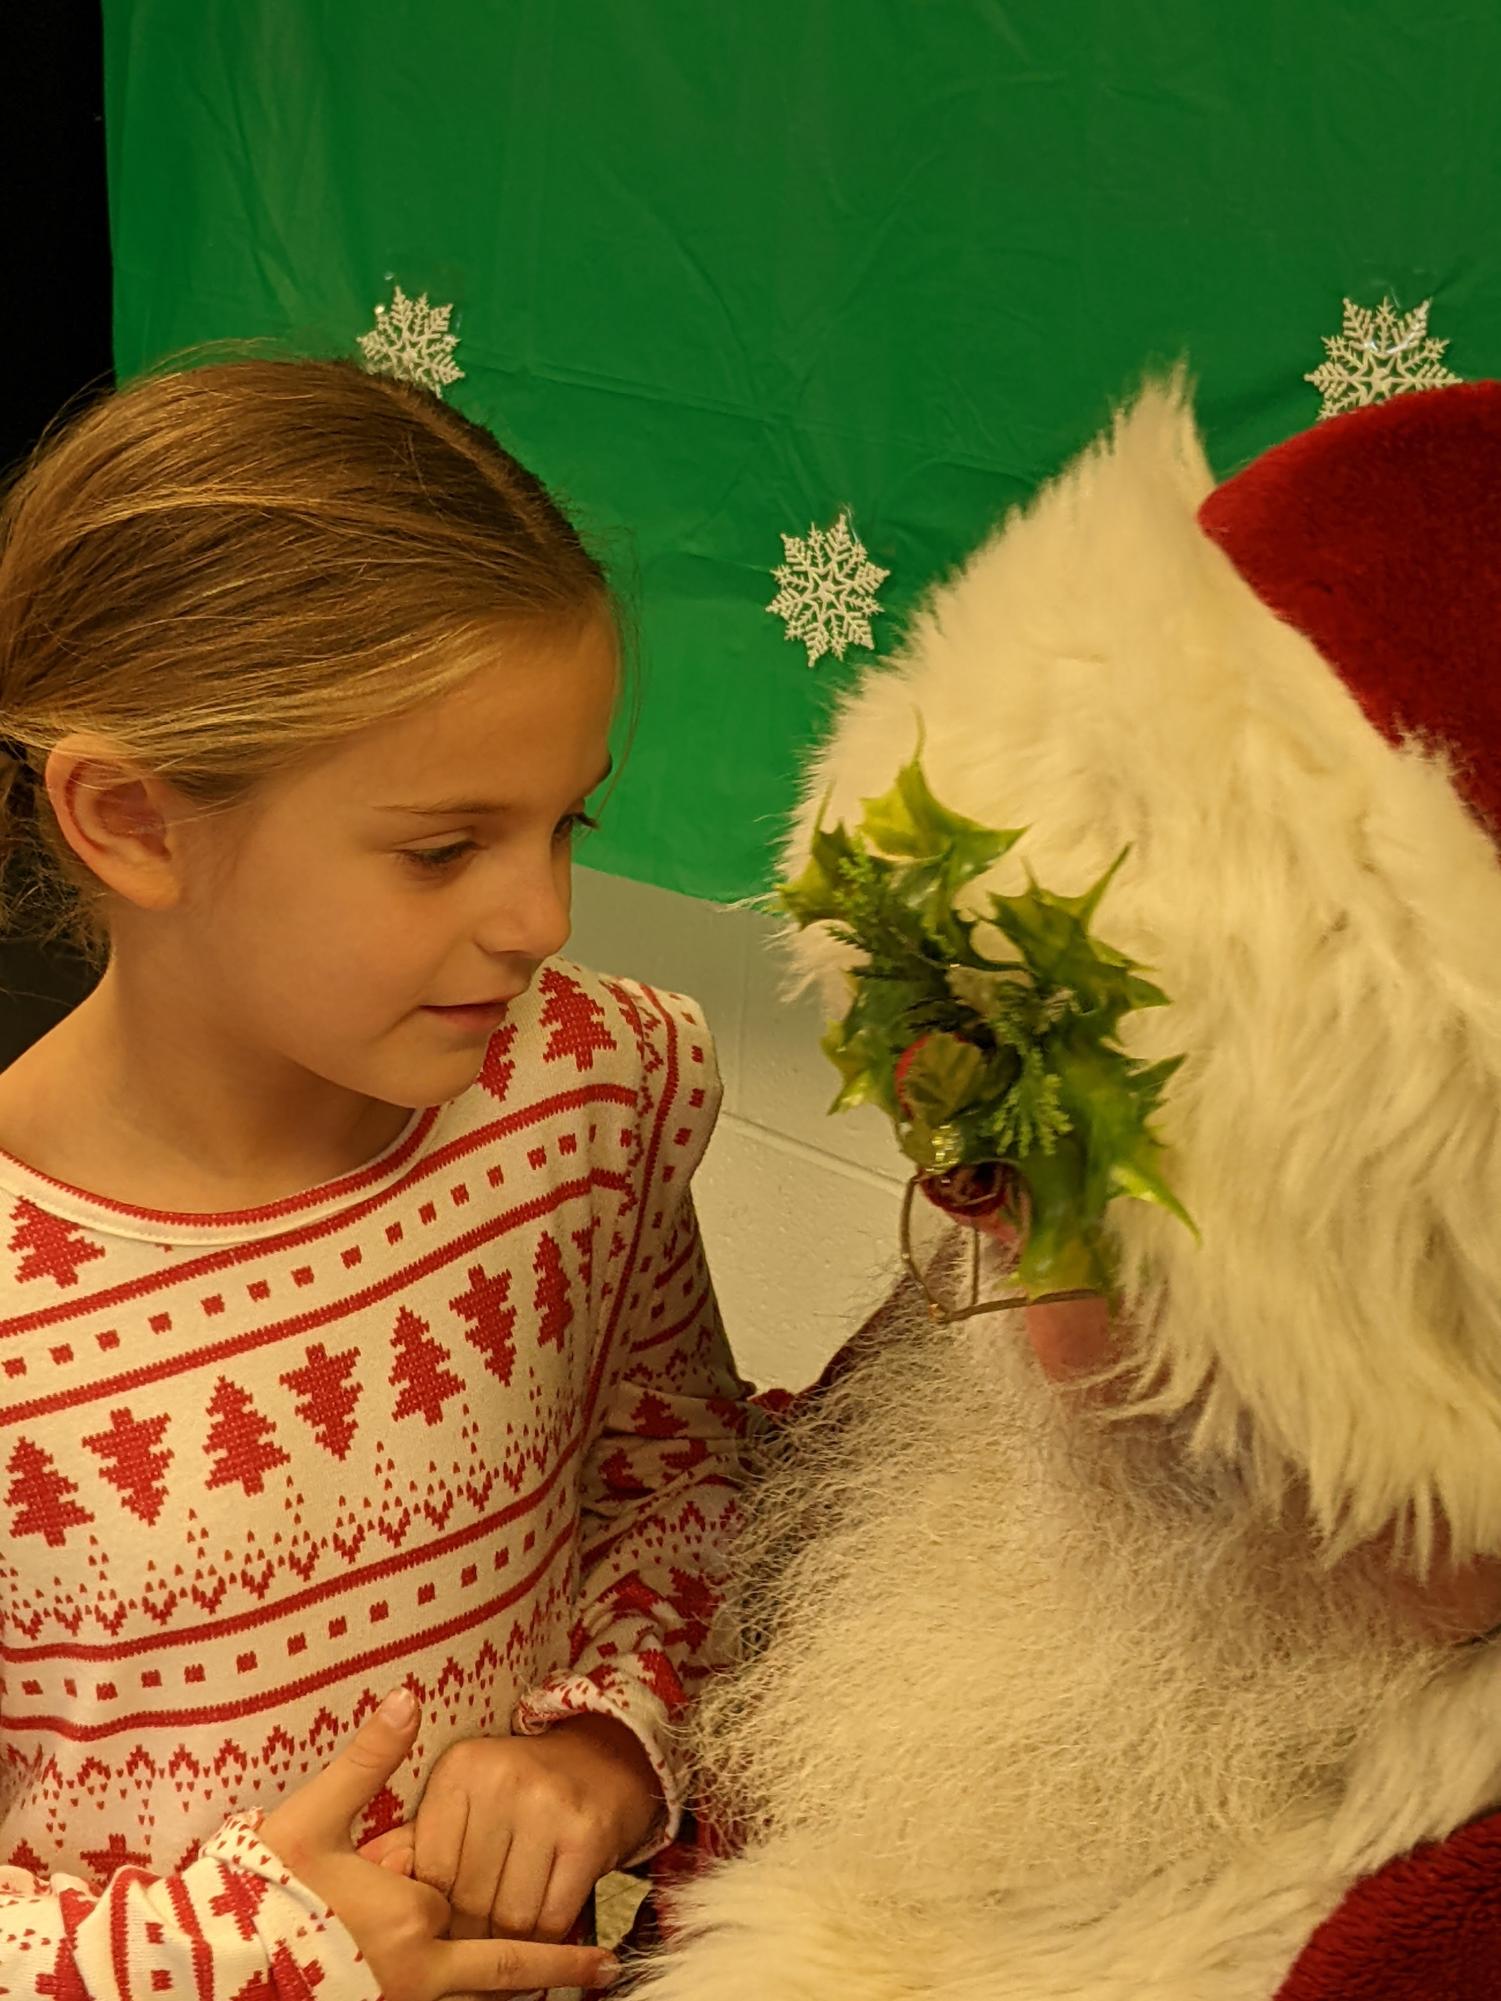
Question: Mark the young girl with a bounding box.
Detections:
[0,359,754,1998]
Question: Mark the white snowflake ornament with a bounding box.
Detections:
[767,509,890,668]
[1305,296,1461,421]
[357,282,464,398]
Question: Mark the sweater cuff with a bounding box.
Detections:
[511,1675,681,1866]
[199,1813,382,1996]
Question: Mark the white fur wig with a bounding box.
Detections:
[784,378,1501,1564]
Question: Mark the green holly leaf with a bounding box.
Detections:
[984,863,1110,972]
[899,1114,968,1175]
[1013,1138,1110,1296]
[821,1017,896,1116]
[777,730,1194,1301]
[895,1032,986,1126]
[845,970,946,1057]
[1050,1040,1193,1236]
[859,753,1022,883]
[1111,1153,1196,1233]
[946,962,1029,1018]
[779,817,864,927]
[985,859,1167,1036]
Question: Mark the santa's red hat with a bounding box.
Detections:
[1199,381,1501,849]
[789,377,1501,1561]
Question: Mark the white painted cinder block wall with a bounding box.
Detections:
[567,865,907,1393]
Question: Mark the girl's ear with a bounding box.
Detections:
[44,737,186,913]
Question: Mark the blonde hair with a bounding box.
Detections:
[0,357,611,944]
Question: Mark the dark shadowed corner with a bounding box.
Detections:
[0,3,112,1060]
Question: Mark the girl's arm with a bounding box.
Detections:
[0,1692,616,1997]
[513,1188,755,1859]
[0,1752,390,2001]
[0,1813,377,2000]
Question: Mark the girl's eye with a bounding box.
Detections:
[555,811,601,846]
[404,840,478,873]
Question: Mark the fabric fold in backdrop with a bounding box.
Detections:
[102,0,1498,900]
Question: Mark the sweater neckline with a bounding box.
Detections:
[0,1102,442,1246]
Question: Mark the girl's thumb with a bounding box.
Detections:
[282,1688,421,1846]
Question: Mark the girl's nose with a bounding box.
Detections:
[479,868,571,966]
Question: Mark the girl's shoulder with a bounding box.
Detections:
[446,959,721,1168]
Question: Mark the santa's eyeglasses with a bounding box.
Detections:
[898,1172,1097,1326]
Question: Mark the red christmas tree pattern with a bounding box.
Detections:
[37,1896,94,2001]
[6,1438,94,1546]
[229,1973,281,2001]
[449,1263,517,1385]
[8,1196,105,1288]
[533,1231,574,1351]
[81,1407,172,1525]
[280,1341,362,1460]
[37,1953,89,2001]
[77,1829,151,1882]
[636,1646,687,1715]
[537,966,615,1071]
[479,1020,518,1102]
[630,1389,689,1438]
[210,1865,271,1940]
[233,1945,328,2000]
[356,1784,407,1846]
[666,1566,720,1652]
[203,1379,290,1496]
[572,1219,598,1297]
[389,1306,463,1426]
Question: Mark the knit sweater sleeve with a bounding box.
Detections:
[511,981,758,1861]
[0,1814,376,1998]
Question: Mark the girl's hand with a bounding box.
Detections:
[360,1713,665,1944]
[261,1689,622,1995]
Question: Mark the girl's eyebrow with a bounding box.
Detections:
[379,758,613,818]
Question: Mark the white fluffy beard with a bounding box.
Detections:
[691,1298,1447,1910]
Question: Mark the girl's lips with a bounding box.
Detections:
[421,1000,513,1033]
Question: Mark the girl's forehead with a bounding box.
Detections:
[329,620,619,806]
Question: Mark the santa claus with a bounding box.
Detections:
[628,378,1501,1998]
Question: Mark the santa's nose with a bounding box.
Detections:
[1025,1292,1121,1392]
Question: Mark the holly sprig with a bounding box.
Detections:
[778,748,1192,1297]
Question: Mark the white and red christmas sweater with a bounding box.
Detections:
[0,963,753,1997]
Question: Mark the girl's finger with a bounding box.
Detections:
[448,1824,512,1942]
[413,1785,469,1900]
[532,1845,598,1944]
[490,1831,555,1941]
[263,1689,420,1856]
[380,1844,416,1876]
[358,1821,416,1865]
[437,1936,620,1994]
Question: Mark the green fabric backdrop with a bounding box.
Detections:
[102,1,1500,900]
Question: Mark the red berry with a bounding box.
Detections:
[893,1036,930,1115]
